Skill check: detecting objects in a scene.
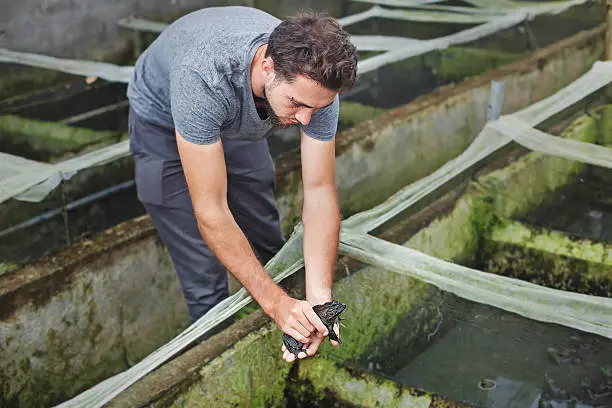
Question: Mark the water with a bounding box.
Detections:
[361,295,612,408]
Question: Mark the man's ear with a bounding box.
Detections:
[261,57,276,82]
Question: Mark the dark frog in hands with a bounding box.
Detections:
[283,300,346,358]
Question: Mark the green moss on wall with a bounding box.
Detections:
[291,358,433,408]
[338,102,388,131]
[170,326,291,408]
[593,105,612,146]
[477,114,598,219]
[432,47,524,82]
[0,114,126,162]
[485,220,612,296]
[0,262,19,276]
[319,267,443,363]
[0,66,73,102]
[407,106,608,268]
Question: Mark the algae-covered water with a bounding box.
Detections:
[370,294,612,408]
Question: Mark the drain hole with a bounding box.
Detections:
[478,378,497,391]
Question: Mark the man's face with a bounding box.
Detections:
[262,73,337,129]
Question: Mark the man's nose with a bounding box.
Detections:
[295,110,312,126]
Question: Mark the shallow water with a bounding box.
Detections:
[359,293,612,408]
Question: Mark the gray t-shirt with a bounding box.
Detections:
[127,6,339,145]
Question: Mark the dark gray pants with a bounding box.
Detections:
[128,107,285,323]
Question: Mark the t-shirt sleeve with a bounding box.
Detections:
[300,94,339,141]
[170,65,228,145]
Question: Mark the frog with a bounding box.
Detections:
[282,300,346,358]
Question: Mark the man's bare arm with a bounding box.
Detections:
[300,129,340,306]
[176,131,327,343]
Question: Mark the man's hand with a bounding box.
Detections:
[279,298,341,363]
[272,295,328,349]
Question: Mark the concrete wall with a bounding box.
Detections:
[0,0,346,58]
[0,217,187,407]
[0,24,606,407]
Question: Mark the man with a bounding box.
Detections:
[126,6,358,363]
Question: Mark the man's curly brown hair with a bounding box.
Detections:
[265,9,358,93]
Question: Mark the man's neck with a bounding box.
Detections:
[250,44,267,99]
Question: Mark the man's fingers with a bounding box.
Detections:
[296,303,317,333]
[286,328,309,344]
[284,351,296,363]
[305,334,324,356]
[303,306,328,335]
[293,319,315,341]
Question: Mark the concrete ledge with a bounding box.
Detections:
[289,358,470,408]
[485,220,612,297]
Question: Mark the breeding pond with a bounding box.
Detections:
[359,290,612,408]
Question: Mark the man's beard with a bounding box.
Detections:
[263,85,294,129]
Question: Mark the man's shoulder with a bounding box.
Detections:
[168,7,278,81]
[168,6,280,40]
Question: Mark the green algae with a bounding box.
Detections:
[593,105,612,146]
[0,262,19,276]
[338,101,388,131]
[316,266,442,363]
[0,66,73,102]
[485,220,612,297]
[433,47,523,82]
[476,114,598,220]
[490,220,611,265]
[407,106,606,267]
[291,358,432,408]
[170,325,291,408]
[0,114,126,161]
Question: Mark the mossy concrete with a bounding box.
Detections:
[170,325,291,407]
[433,47,522,83]
[0,114,126,162]
[477,114,596,219]
[594,105,612,146]
[290,358,470,408]
[485,220,612,297]
[0,217,187,407]
[338,101,388,131]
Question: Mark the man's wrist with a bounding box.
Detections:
[260,282,288,320]
[306,290,332,306]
